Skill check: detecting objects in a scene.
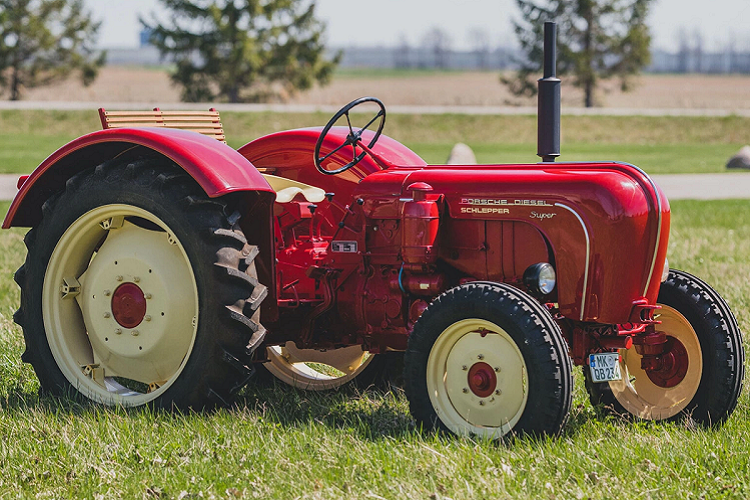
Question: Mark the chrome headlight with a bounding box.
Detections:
[523,263,557,295]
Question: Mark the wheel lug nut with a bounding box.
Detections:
[103,312,111,318]
[477,354,484,360]
[462,388,469,393]
[145,293,152,299]
[116,275,123,282]
[104,290,111,297]
[145,315,152,322]
[479,400,485,406]
[462,365,468,371]
[134,276,140,283]
[131,330,140,337]
[115,328,122,335]
[494,367,500,372]
[495,389,501,395]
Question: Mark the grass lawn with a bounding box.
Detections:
[0,199,748,499]
[0,110,748,175]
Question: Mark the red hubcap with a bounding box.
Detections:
[644,336,689,388]
[467,362,497,398]
[111,282,147,328]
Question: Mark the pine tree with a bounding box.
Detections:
[142,0,340,103]
[0,0,104,100]
[503,0,653,107]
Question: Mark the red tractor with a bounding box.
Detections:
[5,23,743,439]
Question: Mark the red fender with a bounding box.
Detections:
[3,127,275,228]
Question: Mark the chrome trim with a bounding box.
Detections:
[614,162,663,296]
[554,203,590,321]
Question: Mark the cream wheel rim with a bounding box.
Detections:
[609,305,703,419]
[264,342,374,390]
[43,204,199,406]
[426,318,528,438]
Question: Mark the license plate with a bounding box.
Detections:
[588,353,622,382]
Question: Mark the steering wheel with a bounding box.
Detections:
[314,97,386,175]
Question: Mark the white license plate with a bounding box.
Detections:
[588,353,622,382]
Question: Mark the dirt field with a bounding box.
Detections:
[18,66,750,109]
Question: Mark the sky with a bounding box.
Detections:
[86,0,750,52]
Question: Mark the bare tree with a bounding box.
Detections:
[727,33,736,73]
[469,27,491,69]
[677,28,690,73]
[394,33,412,69]
[692,29,704,73]
[422,27,452,69]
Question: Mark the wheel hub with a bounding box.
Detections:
[608,304,703,420]
[643,336,689,388]
[75,220,198,384]
[111,282,147,328]
[438,326,528,429]
[468,362,497,397]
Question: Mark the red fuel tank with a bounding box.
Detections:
[401,182,440,269]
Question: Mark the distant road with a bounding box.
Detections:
[1,173,749,203]
[1,100,749,117]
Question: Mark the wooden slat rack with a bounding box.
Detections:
[98,107,226,143]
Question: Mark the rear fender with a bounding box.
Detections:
[3,127,280,320]
[4,128,275,228]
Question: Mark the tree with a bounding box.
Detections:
[142,0,340,103]
[421,27,451,69]
[0,0,103,101]
[469,27,491,70]
[503,0,653,107]
[394,33,411,69]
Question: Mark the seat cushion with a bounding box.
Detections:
[262,174,326,203]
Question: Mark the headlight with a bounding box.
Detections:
[661,257,670,282]
[523,263,557,295]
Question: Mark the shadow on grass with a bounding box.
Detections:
[236,381,418,441]
[0,375,719,446]
[0,378,418,441]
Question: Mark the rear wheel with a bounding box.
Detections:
[405,282,572,439]
[585,270,744,425]
[14,158,268,408]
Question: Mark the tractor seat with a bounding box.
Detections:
[261,174,326,204]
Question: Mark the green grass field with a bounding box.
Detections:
[0,199,749,499]
[0,110,748,174]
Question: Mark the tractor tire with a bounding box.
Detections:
[585,269,744,425]
[404,282,572,439]
[257,344,403,391]
[13,157,268,409]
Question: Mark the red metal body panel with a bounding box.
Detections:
[355,162,669,324]
[3,127,274,228]
[241,127,669,344]
[238,127,426,200]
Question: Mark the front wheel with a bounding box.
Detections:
[14,158,268,409]
[586,270,744,425]
[404,282,572,439]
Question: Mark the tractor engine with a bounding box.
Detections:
[271,179,449,351]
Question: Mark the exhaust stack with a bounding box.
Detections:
[537,21,561,162]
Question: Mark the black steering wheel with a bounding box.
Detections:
[314,97,386,175]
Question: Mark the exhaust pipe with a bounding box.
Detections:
[537,21,561,163]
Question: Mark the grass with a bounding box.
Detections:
[0,110,748,174]
[0,199,749,498]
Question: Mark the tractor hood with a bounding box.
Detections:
[357,161,670,325]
